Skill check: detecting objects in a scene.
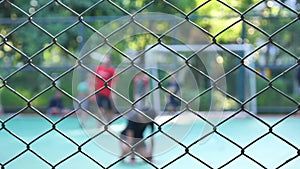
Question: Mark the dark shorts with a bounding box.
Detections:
[167,100,180,107]
[96,95,113,110]
[166,98,180,110]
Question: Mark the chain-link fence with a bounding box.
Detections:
[1,0,300,168]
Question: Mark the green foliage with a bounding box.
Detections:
[1,88,27,107]
[1,0,300,114]
[256,78,296,107]
[0,68,74,112]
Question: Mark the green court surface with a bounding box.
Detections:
[0,114,300,169]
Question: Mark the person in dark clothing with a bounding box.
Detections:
[133,72,149,109]
[47,91,69,115]
[165,77,181,112]
[120,108,156,163]
[95,56,116,122]
[297,67,300,93]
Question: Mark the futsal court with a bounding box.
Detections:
[1,112,300,169]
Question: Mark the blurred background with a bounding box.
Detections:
[0,0,300,115]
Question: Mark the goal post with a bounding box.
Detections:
[144,44,257,115]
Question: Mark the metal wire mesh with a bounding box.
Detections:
[0,0,300,168]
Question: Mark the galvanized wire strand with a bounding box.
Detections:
[1,0,300,168]
[270,17,299,39]
[162,0,187,16]
[273,0,299,14]
[242,0,266,16]
[271,40,299,61]
[217,0,243,15]
[130,0,155,17]
[160,152,189,169]
[277,154,300,169]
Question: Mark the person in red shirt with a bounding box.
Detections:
[95,56,116,122]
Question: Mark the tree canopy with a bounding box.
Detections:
[0,0,299,66]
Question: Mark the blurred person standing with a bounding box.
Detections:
[297,67,300,94]
[133,72,149,109]
[47,91,70,115]
[95,56,117,122]
[0,89,4,116]
[120,107,156,164]
[75,81,89,112]
[165,77,181,113]
[0,105,4,116]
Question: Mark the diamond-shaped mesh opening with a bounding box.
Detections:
[81,1,128,19]
[5,116,52,143]
[189,133,241,168]
[5,151,51,169]
[0,129,26,164]
[244,23,270,48]
[1,0,300,168]
[30,87,63,113]
[192,89,212,112]
[244,1,298,35]
[273,21,300,56]
[160,20,212,45]
[256,87,298,113]
[54,153,101,169]
[220,0,261,13]
[150,133,186,168]
[273,117,300,148]
[32,44,77,73]
[246,134,297,168]
[160,113,201,145]
[81,132,121,167]
[5,0,50,15]
[190,1,242,36]
[280,158,300,169]
[111,156,155,169]
[32,1,78,21]
[215,21,244,43]
[75,110,104,135]
[222,155,265,169]
[271,69,298,94]
[54,23,88,52]
[0,87,27,110]
[31,130,78,164]
[163,154,211,169]
[5,65,49,100]
[255,43,298,66]
[163,112,218,147]
[0,1,28,19]
[5,23,52,56]
[167,0,207,14]
[55,116,88,144]
[109,0,153,14]
[140,1,184,15]
[218,117,269,147]
[0,45,28,78]
[189,50,229,81]
[116,36,158,56]
[54,69,75,96]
